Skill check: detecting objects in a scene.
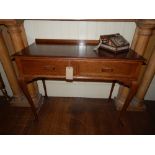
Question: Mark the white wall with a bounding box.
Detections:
[24,20,135,44]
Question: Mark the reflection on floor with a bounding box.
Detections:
[0,97,155,135]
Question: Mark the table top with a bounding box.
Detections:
[15,39,145,61]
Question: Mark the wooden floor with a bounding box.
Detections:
[0,97,155,135]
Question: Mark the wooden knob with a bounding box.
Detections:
[44,65,56,72]
[101,68,113,72]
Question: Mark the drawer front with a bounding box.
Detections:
[20,58,75,77]
[17,58,141,80]
[75,60,140,79]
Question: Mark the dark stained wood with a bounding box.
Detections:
[18,79,38,120]
[35,39,99,45]
[14,39,145,122]
[42,79,48,98]
[108,82,115,102]
[117,81,139,126]
[0,97,155,135]
[14,39,145,61]
[31,19,139,22]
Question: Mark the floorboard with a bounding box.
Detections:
[0,97,154,135]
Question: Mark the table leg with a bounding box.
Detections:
[42,79,48,98]
[108,82,115,102]
[1,89,11,101]
[118,81,138,125]
[19,79,38,120]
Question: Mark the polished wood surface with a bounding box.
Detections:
[0,97,155,135]
[14,39,145,123]
[15,39,144,60]
[35,38,99,45]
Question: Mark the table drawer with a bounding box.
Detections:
[20,58,74,77]
[76,60,140,79]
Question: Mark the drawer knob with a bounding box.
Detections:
[101,68,113,72]
[44,65,56,71]
[52,67,55,71]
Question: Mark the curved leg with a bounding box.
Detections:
[108,81,115,103]
[19,79,38,120]
[42,79,48,98]
[118,81,138,125]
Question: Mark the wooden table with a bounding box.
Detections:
[14,39,145,123]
